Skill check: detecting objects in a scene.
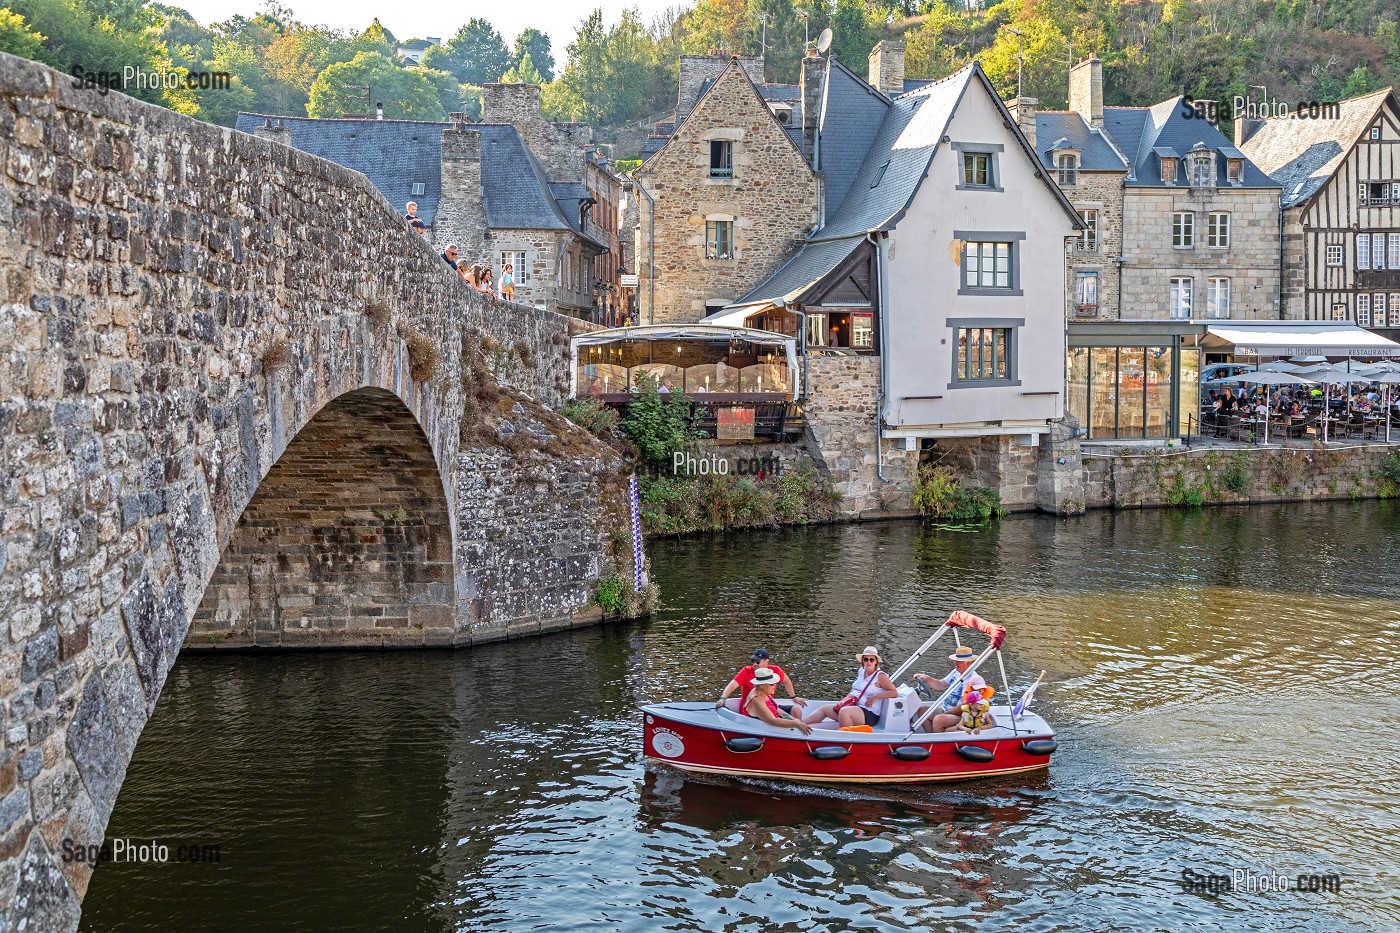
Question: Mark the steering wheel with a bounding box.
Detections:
[914,678,934,701]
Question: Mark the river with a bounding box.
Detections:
[81,502,1400,932]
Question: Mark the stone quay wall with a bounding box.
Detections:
[0,51,628,929]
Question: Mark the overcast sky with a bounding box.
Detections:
[173,0,679,64]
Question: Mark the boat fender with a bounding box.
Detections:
[955,745,995,764]
[890,746,931,762]
[1021,739,1058,756]
[809,746,850,760]
[724,737,765,753]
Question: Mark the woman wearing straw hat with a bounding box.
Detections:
[802,647,898,728]
[915,645,989,733]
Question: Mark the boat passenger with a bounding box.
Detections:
[915,645,992,733]
[744,668,812,735]
[802,647,897,729]
[716,648,806,714]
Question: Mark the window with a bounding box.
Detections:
[1391,294,1400,327]
[963,241,1012,289]
[1170,277,1193,319]
[1360,182,1396,206]
[709,140,733,179]
[1173,212,1195,248]
[805,312,827,346]
[851,313,874,349]
[1057,153,1078,185]
[1326,244,1343,267]
[1207,212,1230,248]
[1207,277,1230,318]
[963,152,993,188]
[1333,302,1350,321]
[1189,152,1213,187]
[1390,234,1400,270]
[1373,234,1389,270]
[1375,293,1388,327]
[498,249,529,286]
[411,181,425,196]
[1357,234,1371,269]
[1077,209,1099,251]
[871,160,890,188]
[1226,159,1243,184]
[1074,271,1099,312]
[952,326,1017,385]
[705,220,733,259]
[1161,158,1177,185]
[1357,294,1370,326]
[1372,127,1383,140]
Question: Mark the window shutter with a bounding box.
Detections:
[1358,234,1371,269]
[1359,184,1369,205]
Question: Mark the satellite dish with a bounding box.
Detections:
[816,28,832,54]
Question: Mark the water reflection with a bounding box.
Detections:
[83,503,1400,932]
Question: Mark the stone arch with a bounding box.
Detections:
[190,387,456,649]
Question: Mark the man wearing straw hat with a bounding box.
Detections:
[915,645,989,733]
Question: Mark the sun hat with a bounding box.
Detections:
[854,646,881,663]
[750,668,781,687]
[949,645,977,662]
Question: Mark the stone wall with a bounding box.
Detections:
[678,54,766,113]
[1080,443,1400,509]
[1062,170,1124,319]
[635,59,819,323]
[1120,187,1281,318]
[480,83,590,185]
[802,354,916,516]
[0,51,629,929]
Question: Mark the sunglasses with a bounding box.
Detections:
[861,656,878,662]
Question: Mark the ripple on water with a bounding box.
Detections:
[81,504,1400,932]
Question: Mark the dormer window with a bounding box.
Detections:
[1160,157,1177,185]
[1226,159,1243,184]
[709,140,733,179]
[1056,153,1079,185]
[1187,147,1215,188]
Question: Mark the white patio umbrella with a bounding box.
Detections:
[1259,361,1307,374]
[1222,371,1318,444]
[1370,370,1400,443]
[1290,354,1329,364]
[1311,370,1374,442]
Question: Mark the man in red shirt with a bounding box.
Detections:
[715,648,806,715]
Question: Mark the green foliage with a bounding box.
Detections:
[501,51,545,85]
[1223,451,1252,494]
[514,27,554,81]
[911,463,1005,524]
[561,397,620,435]
[1162,469,1206,507]
[593,573,627,613]
[422,17,511,85]
[0,9,45,58]
[614,158,642,173]
[1378,450,1400,498]
[308,51,447,120]
[639,458,840,534]
[621,370,696,466]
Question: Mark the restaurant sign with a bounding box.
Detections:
[619,274,639,287]
[716,407,755,440]
[1236,344,1382,357]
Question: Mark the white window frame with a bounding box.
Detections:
[1326,244,1343,267]
[709,140,733,179]
[805,312,827,347]
[1372,127,1382,140]
[1207,277,1231,318]
[1390,234,1400,270]
[1375,293,1388,328]
[963,241,1013,290]
[1057,153,1078,185]
[1357,294,1370,327]
[1390,294,1400,327]
[1373,235,1388,270]
[1170,277,1193,319]
[1189,152,1213,188]
[1077,209,1099,251]
[1207,212,1231,248]
[498,249,529,287]
[1172,212,1195,248]
[1358,234,1371,269]
[1226,159,1243,183]
[1333,302,1350,321]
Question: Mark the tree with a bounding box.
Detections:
[514,27,554,81]
[308,51,447,120]
[0,9,45,59]
[501,51,545,85]
[351,17,395,58]
[422,17,512,85]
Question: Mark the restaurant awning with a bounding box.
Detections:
[1201,321,1400,357]
[569,324,800,398]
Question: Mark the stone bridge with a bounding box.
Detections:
[0,52,636,927]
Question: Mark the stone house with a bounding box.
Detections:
[1238,88,1400,340]
[236,92,625,320]
[632,56,820,324]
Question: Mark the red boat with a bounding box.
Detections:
[641,611,1056,784]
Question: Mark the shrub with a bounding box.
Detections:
[638,457,839,534]
[593,574,627,613]
[1223,451,1251,494]
[911,464,1004,523]
[363,298,392,326]
[622,370,696,466]
[398,326,442,381]
[562,397,619,435]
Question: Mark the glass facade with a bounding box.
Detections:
[1067,343,1197,440]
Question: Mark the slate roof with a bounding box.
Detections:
[1239,89,1394,207]
[233,112,594,239]
[1034,111,1128,172]
[817,57,892,218]
[758,84,800,102]
[234,112,448,223]
[1099,98,1277,188]
[726,236,866,308]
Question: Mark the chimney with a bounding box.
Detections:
[678,53,765,113]
[868,40,906,97]
[1235,117,1264,147]
[438,125,486,263]
[1068,56,1103,128]
[481,82,543,124]
[1012,97,1038,149]
[375,103,384,121]
[253,118,292,148]
[801,50,826,166]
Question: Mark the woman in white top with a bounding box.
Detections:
[802,646,898,728]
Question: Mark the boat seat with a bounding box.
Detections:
[874,685,919,732]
